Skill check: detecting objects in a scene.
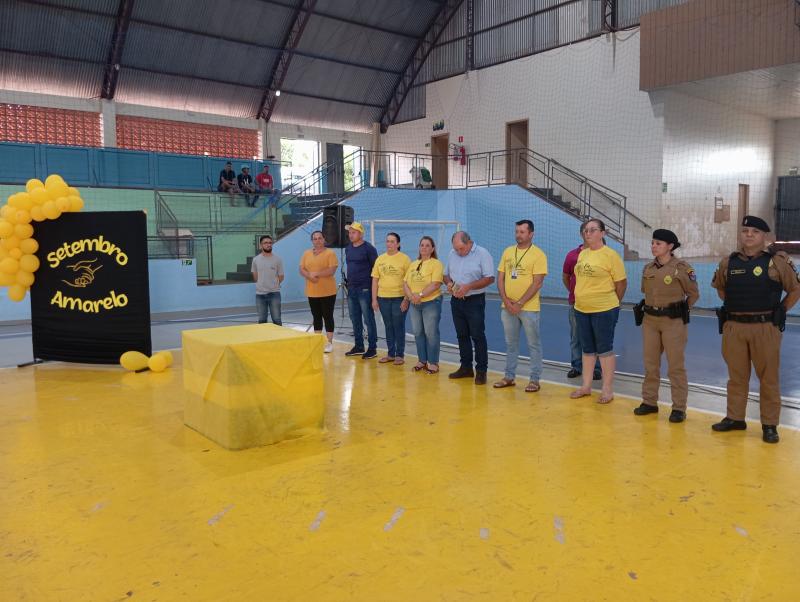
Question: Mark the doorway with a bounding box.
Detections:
[431,134,449,190]
[737,184,750,227]
[505,119,529,185]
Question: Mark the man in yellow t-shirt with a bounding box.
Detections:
[494,219,548,392]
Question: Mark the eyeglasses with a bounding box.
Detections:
[583,228,601,234]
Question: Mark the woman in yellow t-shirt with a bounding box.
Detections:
[371,232,411,365]
[403,236,444,374]
[299,230,339,353]
[570,218,627,404]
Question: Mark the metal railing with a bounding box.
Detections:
[147,235,214,282]
[154,190,275,235]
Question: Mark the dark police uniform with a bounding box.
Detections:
[711,216,799,442]
[637,230,699,421]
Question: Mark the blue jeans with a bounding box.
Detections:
[451,293,488,372]
[568,306,582,371]
[347,286,377,350]
[575,307,620,357]
[409,296,442,364]
[378,296,407,357]
[256,292,282,325]
[500,308,542,381]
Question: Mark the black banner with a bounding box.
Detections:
[30,211,151,363]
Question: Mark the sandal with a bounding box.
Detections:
[570,388,591,399]
[597,394,614,404]
[412,362,427,372]
[493,378,516,389]
[525,381,540,393]
[425,364,439,374]
[379,356,395,364]
[393,358,405,366]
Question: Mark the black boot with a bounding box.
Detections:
[711,417,747,432]
[449,366,474,379]
[762,425,779,444]
[633,403,658,416]
[669,409,686,423]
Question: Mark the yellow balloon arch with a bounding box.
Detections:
[0,175,85,302]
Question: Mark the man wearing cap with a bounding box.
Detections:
[238,166,256,207]
[344,222,379,359]
[633,229,699,423]
[711,216,800,443]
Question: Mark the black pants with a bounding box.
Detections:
[308,295,336,333]
[451,293,488,372]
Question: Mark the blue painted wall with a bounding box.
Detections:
[0,141,282,191]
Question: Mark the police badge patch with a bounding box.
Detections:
[687,268,696,282]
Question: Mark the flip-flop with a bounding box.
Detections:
[525,381,540,393]
[493,378,516,389]
[570,389,591,399]
[425,365,439,374]
[379,356,394,364]
[597,394,614,404]
[393,358,405,366]
[412,363,426,372]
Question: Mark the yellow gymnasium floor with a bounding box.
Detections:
[2,342,800,601]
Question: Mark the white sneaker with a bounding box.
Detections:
[324,342,333,353]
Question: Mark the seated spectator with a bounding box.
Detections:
[254,164,275,208]
[238,165,256,207]
[218,161,239,206]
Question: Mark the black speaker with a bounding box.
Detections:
[322,205,354,248]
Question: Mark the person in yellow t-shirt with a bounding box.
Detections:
[299,230,339,353]
[570,218,627,404]
[494,219,548,393]
[371,232,411,365]
[403,236,444,374]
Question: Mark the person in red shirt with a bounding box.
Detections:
[254,165,275,207]
[562,235,601,381]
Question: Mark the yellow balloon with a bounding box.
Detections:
[67,186,81,197]
[68,196,84,212]
[56,197,71,212]
[30,188,49,206]
[0,220,12,238]
[0,205,15,222]
[26,178,44,193]
[1,236,20,251]
[30,206,46,222]
[19,254,39,273]
[45,181,69,200]
[7,284,27,302]
[14,210,31,225]
[162,350,174,367]
[0,257,19,274]
[42,201,61,220]
[45,174,65,187]
[15,193,33,211]
[19,238,38,254]
[120,350,150,371]
[16,270,34,287]
[9,248,22,260]
[0,271,14,286]
[0,246,6,259]
[147,353,169,373]
[14,223,33,239]
[7,194,22,209]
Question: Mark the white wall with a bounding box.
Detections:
[774,118,800,178]
[659,91,775,256]
[382,31,664,255]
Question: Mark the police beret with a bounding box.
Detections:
[652,228,681,250]
[742,215,770,232]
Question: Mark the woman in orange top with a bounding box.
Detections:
[299,230,339,353]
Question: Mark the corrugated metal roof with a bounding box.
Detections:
[474,0,536,31]
[122,24,278,86]
[0,1,113,63]
[417,38,466,85]
[270,92,380,132]
[115,71,263,118]
[54,0,118,13]
[0,52,103,98]
[437,0,467,43]
[312,0,438,38]
[132,0,299,48]
[281,56,396,105]
[394,84,425,124]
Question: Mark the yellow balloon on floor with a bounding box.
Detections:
[147,353,169,373]
[26,179,44,192]
[7,284,27,302]
[19,254,40,273]
[120,351,150,371]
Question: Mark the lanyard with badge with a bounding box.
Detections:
[511,246,530,279]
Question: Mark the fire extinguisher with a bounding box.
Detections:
[459,145,466,166]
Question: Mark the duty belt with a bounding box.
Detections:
[643,303,681,318]
[728,312,773,323]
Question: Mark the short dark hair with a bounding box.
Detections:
[260,235,273,243]
[515,219,534,232]
[581,218,606,233]
[310,230,324,240]
[225,161,232,165]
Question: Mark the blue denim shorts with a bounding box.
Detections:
[574,307,620,357]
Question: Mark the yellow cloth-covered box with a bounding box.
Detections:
[182,324,324,450]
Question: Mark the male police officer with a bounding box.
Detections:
[633,229,699,422]
[711,216,800,443]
